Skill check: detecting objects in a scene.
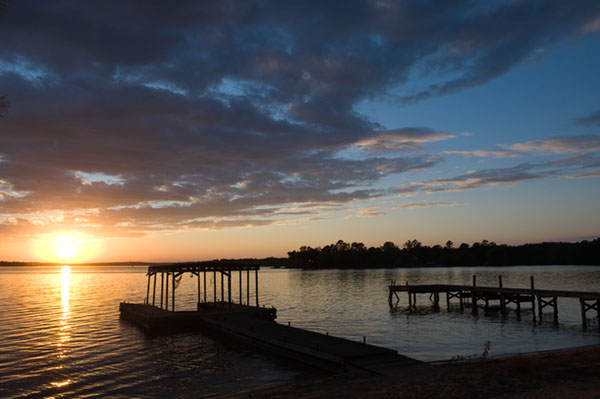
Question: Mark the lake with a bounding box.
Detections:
[1,265,599,398]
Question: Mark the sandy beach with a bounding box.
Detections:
[228,346,600,398]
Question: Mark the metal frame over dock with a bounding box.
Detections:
[389,275,600,328]
[144,262,261,311]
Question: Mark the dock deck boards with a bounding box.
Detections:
[120,302,422,375]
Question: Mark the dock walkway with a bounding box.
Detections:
[121,262,423,375]
[389,275,600,328]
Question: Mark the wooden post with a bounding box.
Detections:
[471,275,477,315]
[165,273,169,310]
[499,275,506,319]
[255,269,259,307]
[537,296,542,321]
[553,296,558,323]
[213,270,217,303]
[530,276,536,318]
[197,272,201,307]
[145,274,150,305]
[220,270,224,303]
[446,291,450,310]
[247,270,250,305]
[160,273,164,309]
[406,281,412,309]
[459,291,464,311]
[228,272,232,306]
[152,273,157,307]
[239,270,242,305]
[172,272,175,312]
[580,298,587,329]
[203,271,206,303]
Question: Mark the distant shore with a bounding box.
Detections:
[227,345,600,398]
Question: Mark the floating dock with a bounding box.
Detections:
[389,275,600,328]
[120,262,423,375]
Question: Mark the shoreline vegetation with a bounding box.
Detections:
[1,237,598,267]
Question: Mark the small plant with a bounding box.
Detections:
[450,340,491,362]
[481,340,491,360]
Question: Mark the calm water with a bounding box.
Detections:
[1,265,600,398]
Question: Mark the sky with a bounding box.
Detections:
[0,0,599,262]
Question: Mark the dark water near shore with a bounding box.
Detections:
[1,265,599,398]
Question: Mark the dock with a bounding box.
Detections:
[389,275,600,328]
[120,262,423,375]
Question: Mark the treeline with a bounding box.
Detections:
[287,238,600,268]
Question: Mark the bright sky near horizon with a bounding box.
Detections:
[1,1,599,262]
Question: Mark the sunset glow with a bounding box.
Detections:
[1,2,599,262]
[30,233,101,263]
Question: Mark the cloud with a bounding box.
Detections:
[1,1,599,237]
[445,135,600,160]
[393,202,461,210]
[354,128,454,152]
[391,153,600,195]
[575,109,600,126]
[443,149,520,158]
[507,135,600,154]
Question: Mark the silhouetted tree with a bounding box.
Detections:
[287,238,599,268]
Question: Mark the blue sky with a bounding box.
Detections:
[0,1,599,261]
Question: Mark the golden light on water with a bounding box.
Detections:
[58,266,71,349]
[54,265,72,389]
[31,232,101,263]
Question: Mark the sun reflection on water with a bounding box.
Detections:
[55,265,71,388]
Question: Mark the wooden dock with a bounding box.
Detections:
[120,262,423,375]
[389,275,600,328]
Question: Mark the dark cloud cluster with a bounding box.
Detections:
[1,0,599,237]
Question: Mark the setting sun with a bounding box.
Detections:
[55,235,81,261]
[31,232,102,263]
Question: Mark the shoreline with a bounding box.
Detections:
[226,345,600,398]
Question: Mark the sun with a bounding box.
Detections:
[54,234,81,261]
[31,232,101,263]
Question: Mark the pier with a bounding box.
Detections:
[389,275,600,328]
[120,262,422,375]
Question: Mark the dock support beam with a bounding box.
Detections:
[580,298,600,329]
[165,273,169,310]
[160,273,164,309]
[255,269,259,307]
[145,274,150,305]
[172,272,175,312]
[239,270,242,305]
[471,275,477,315]
[499,276,506,319]
[228,272,232,307]
[152,273,157,307]
[530,276,536,321]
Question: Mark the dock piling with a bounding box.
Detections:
[499,276,506,319]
